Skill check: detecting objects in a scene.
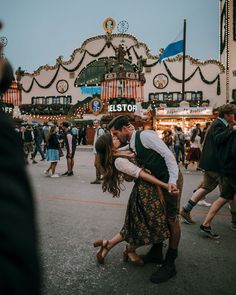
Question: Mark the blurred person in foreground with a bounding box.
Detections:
[0,21,41,294]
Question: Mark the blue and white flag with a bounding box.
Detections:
[159,31,184,63]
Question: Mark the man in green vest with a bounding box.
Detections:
[108,116,181,284]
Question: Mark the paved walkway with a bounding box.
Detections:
[28,150,236,295]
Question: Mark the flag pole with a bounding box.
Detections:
[182,19,186,100]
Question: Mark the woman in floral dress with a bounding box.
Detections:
[93,133,178,265]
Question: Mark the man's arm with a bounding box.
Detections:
[67,133,73,154]
[231,134,236,161]
[213,121,234,146]
[141,131,179,188]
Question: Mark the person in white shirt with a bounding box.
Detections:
[71,125,79,144]
[93,133,175,267]
[185,128,202,170]
[90,120,105,184]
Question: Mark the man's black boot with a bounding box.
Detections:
[140,243,163,264]
[150,248,177,284]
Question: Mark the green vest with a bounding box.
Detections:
[135,131,169,182]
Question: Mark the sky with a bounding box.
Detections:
[1,0,219,73]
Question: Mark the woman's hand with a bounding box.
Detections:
[162,183,179,196]
[169,188,179,197]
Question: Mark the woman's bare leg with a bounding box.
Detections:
[97,233,124,259]
[51,162,57,174]
[47,163,52,173]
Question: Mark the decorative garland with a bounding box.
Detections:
[130,46,224,70]
[131,46,160,67]
[163,61,221,95]
[21,34,223,96]
[19,104,72,115]
[22,43,115,93]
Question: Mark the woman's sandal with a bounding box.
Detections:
[123,244,144,266]
[93,240,110,264]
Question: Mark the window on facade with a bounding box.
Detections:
[197,92,203,100]
[32,97,37,104]
[32,97,41,104]
[52,96,61,104]
[149,93,155,101]
[42,97,50,105]
[163,93,169,101]
[154,93,159,100]
[177,93,182,101]
[63,96,72,104]
[191,92,197,101]
[168,93,173,100]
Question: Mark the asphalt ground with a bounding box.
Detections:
[28,147,236,295]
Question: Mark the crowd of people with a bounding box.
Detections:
[162,122,210,171]
[14,122,89,177]
[180,104,236,238]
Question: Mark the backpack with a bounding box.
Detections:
[178,133,185,145]
[97,127,108,136]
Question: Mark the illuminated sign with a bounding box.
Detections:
[89,98,103,116]
[1,104,14,114]
[108,97,136,112]
[108,104,137,112]
[156,107,212,116]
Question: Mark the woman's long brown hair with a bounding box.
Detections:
[190,128,199,143]
[95,133,124,197]
[47,125,57,142]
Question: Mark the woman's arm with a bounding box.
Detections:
[114,157,178,192]
[113,150,135,158]
[138,170,168,190]
[139,170,179,195]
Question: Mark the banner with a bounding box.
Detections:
[80,86,102,95]
[156,107,212,116]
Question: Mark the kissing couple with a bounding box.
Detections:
[93,116,183,284]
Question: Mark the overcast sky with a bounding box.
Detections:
[1,0,219,72]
